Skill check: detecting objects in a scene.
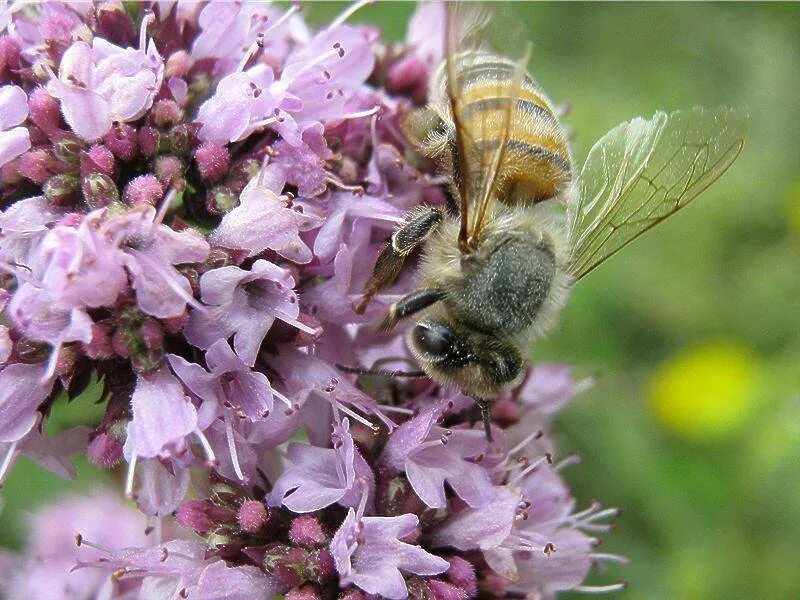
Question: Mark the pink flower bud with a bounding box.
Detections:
[18,149,63,184]
[81,144,116,177]
[386,55,429,104]
[87,431,124,467]
[309,548,335,583]
[53,134,84,165]
[28,87,63,139]
[43,172,80,206]
[286,585,322,600]
[123,175,163,206]
[426,579,468,600]
[289,515,327,548]
[445,556,477,597]
[225,158,260,194]
[166,50,192,78]
[153,99,184,128]
[237,500,269,533]
[262,544,310,588]
[0,35,21,80]
[138,126,160,157]
[104,124,139,161]
[161,313,189,335]
[81,173,120,208]
[139,318,164,350]
[168,123,196,156]
[176,500,216,534]
[205,186,237,216]
[338,591,368,600]
[154,155,184,189]
[96,4,136,46]
[83,321,114,359]
[195,141,230,183]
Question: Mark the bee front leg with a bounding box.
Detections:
[378,288,446,331]
[474,398,494,442]
[355,206,443,314]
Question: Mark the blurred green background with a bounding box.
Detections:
[2,3,798,599]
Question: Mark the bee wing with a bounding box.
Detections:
[567,106,748,280]
[441,2,530,251]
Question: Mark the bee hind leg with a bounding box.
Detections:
[355,206,443,314]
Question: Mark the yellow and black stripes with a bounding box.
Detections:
[445,53,573,203]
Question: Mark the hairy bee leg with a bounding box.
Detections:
[355,207,443,314]
[379,288,446,331]
[475,398,494,442]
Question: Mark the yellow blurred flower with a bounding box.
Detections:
[648,341,759,440]
[789,179,800,236]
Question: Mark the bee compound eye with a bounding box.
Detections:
[412,323,454,358]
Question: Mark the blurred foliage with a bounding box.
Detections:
[2,3,799,599]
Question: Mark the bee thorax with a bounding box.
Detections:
[445,235,556,336]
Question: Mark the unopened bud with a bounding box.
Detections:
[225,158,261,194]
[96,4,136,46]
[426,579,468,600]
[195,141,230,183]
[205,185,237,216]
[15,339,50,363]
[165,50,192,78]
[168,123,195,156]
[81,172,119,208]
[18,149,63,184]
[104,123,138,161]
[83,320,114,359]
[0,35,21,81]
[153,99,184,128]
[161,313,189,335]
[44,172,80,206]
[237,500,269,533]
[80,144,116,176]
[263,544,310,588]
[338,592,368,600]
[289,515,328,548]
[123,175,163,206]
[28,87,62,138]
[176,500,235,534]
[87,431,124,467]
[445,556,477,597]
[139,318,164,350]
[53,134,84,165]
[286,585,322,600]
[138,126,160,157]
[154,155,185,189]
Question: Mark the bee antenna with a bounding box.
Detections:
[335,363,427,378]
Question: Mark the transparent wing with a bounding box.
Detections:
[567,106,748,279]
[440,2,529,252]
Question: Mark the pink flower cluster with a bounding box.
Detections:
[0,2,623,598]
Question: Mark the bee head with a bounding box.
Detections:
[409,319,524,398]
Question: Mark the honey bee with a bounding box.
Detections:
[354,4,747,438]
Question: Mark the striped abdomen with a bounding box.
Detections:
[447,53,572,203]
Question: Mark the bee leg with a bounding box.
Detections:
[355,206,443,314]
[378,288,446,331]
[475,398,494,442]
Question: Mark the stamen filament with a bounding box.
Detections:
[263,5,299,37]
[125,453,138,497]
[574,582,628,594]
[329,0,373,29]
[0,441,19,483]
[334,401,377,431]
[225,415,245,481]
[194,429,217,465]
